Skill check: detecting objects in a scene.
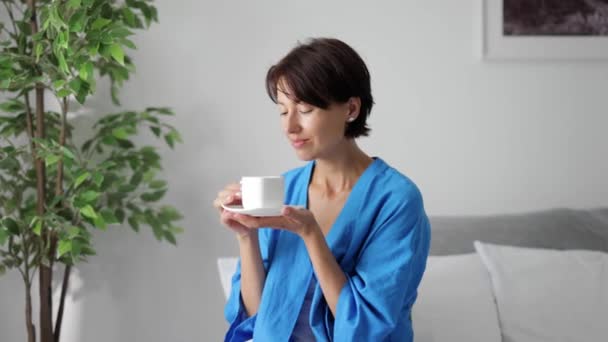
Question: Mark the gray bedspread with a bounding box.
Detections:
[428,207,608,255]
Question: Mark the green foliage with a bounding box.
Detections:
[0,0,182,281]
[1,0,158,103]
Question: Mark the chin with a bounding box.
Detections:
[294,150,316,161]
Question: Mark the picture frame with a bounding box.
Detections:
[482,0,608,60]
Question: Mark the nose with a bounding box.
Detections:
[284,112,301,134]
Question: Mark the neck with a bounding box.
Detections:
[311,139,373,193]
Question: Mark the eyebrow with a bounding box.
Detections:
[278,100,305,106]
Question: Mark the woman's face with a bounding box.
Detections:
[276,87,354,161]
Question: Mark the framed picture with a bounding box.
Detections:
[482,0,608,60]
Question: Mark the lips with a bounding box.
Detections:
[291,139,308,148]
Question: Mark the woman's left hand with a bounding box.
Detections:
[226,206,320,238]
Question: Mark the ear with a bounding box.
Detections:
[346,97,361,122]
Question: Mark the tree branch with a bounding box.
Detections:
[1,0,19,38]
[55,97,67,197]
[0,26,12,38]
[23,91,37,155]
[53,264,70,342]
[53,97,69,342]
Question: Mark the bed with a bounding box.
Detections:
[218,207,608,341]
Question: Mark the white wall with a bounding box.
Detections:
[1,0,608,341]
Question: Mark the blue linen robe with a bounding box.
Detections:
[224,157,431,341]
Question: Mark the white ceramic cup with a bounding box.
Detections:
[240,176,284,209]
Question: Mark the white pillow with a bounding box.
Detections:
[217,257,238,300]
[413,253,502,342]
[474,241,608,342]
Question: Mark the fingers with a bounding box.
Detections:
[230,213,263,229]
[220,211,251,235]
[216,190,242,203]
[221,210,242,225]
[226,183,241,191]
[213,183,242,210]
[218,189,242,201]
[214,193,241,209]
[282,206,294,217]
[258,216,302,232]
[219,205,309,233]
[281,206,308,221]
[225,212,288,230]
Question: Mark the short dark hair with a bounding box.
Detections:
[265,38,374,138]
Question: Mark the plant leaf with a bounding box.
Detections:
[62,146,76,160]
[79,62,93,80]
[0,227,7,246]
[150,126,160,137]
[58,240,72,257]
[159,206,182,222]
[92,172,104,187]
[129,171,143,186]
[68,0,82,8]
[57,52,70,75]
[112,127,129,140]
[79,190,99,202]
[100,209,119,224]
[0,99,25,112]
[128,216,140,232]
[115,208,126,223]
[53,79,66,89]
[149,180,166,189]
[75,171,91,188]
[91,18,112,30]
[33,220,42,236]
[109,44,124,65]
[140,190,166,202]
[57,89,71,98]
[68,226,80,238]
[45,154,61,167]
[35,43,44,62]
[163,230,176,245]
[72,239,82,257]
[3,218,19,234]
[93,215,107,230]
[80,205,97,219]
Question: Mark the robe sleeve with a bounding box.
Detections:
[331,189,431,341]
[224,228,274,342]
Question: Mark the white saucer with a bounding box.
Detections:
[221,204,305,217]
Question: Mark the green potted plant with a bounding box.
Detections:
[0,1,183,341]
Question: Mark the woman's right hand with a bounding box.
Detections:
[213,183,255,238]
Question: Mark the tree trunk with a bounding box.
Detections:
[36,60,53,342]
[37,105,53,341]
[39,261,53,342]
[54,265,71,342]
[53,98,69,342]
[26,0,53,341]
[25,282,36,342]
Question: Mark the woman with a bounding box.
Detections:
[213,38,431,341]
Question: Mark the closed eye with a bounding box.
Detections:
[280,109,311,116]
